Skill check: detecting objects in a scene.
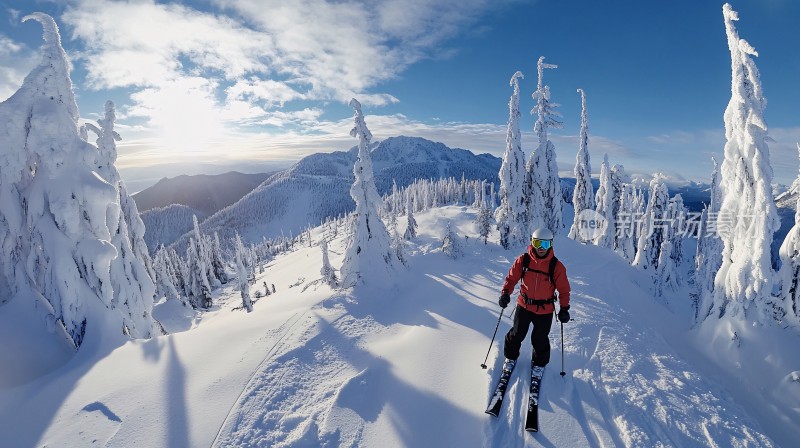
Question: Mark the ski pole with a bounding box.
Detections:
[480,307,505,369]
[559,321,566,377]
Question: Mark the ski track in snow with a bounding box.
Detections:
[214,302,386,447]
[211,310,308,446]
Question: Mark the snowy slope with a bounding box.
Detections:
[140,204,208,252]
[1,205,792,447]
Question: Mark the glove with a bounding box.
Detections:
[558,306,570,323]
[499,292,511,309]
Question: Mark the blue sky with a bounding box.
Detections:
[1,0,799,191]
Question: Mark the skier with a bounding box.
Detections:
[498,228,571,371]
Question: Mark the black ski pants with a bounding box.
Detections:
[503,305,554,367]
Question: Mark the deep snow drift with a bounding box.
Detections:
[1,205,796,447]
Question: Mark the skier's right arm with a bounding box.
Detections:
[501,255,524,296]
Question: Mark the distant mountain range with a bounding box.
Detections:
[139,136,725,253]
[133,171,272,216]
[168,136,502,249]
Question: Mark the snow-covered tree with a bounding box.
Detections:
[654,240,679,298]
[152,246,185,306]
[712,4,781,323]
[234,234,253,313]
[211,232,229,285]
[0,14,159,348]
[404,195,418,240]
[390,220,407,266]
[593,154,615,248]
[320,238,338,287]
[441,220,462,259]
[340,99,395,287]
[186,237,212,309]
[525,56,564,236]
[183,215,220,308]
[478,202,493,245]
[665,194,687,273]
[616,183,637,262]
[632,176,670,272]
[495,71,528,249]
[569,88,595,242]
[83,98,162,337]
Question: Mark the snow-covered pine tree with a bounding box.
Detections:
[654,240,679,299]
[211,232,228,284]
[495,74,528,248]
[169,247,190,298]
[390,218,407,266]
[320,238,338,287]
[186,237,212,308]
[152,246,185,306]
[666,194,687,272]
[441,220,462,259]
[472,182,482,208]
[712,4,782,323]
[84,99,161,337]
[616,183,637,262]
[234,234,253,312]
[632,176,670,271]
[0,13,159,348]
[193,215,221,289]
[569,88,595,242]
[478,202,493,245]
[404,195,418,240]
[593,154,615,248]
[340,99,395,287]
[525,57,564,236]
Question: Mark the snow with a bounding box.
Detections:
[2,204,794,447]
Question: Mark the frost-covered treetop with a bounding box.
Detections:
[536,56,557,91]
[723,3,765,128]
[20,13,79,124]
[576,88,590,171]
[349,98,373,143]
[531,56,563,139]
[510,70,524,91]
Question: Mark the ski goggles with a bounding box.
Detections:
[531,238,552,250]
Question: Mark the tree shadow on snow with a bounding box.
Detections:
[165,336,190,448]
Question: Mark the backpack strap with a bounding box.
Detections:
[548,256,558,286]
[521,253,558,287]
[521,252,531,278]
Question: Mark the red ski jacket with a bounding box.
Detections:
[501,245,570,314]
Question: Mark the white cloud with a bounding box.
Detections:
[57,0,510,162]
[63,1,273,88]
[0,33,37,102]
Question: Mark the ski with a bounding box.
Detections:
[485,359,516,417]
[525,363,545,432]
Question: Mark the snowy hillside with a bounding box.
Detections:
[2,205,795,447]
[140,204,208,252]
[179,136,501,248]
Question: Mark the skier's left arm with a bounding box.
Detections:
[554,261,570,309]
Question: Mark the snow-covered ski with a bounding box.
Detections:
[485,359,516,417]
[525,363,545,432]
